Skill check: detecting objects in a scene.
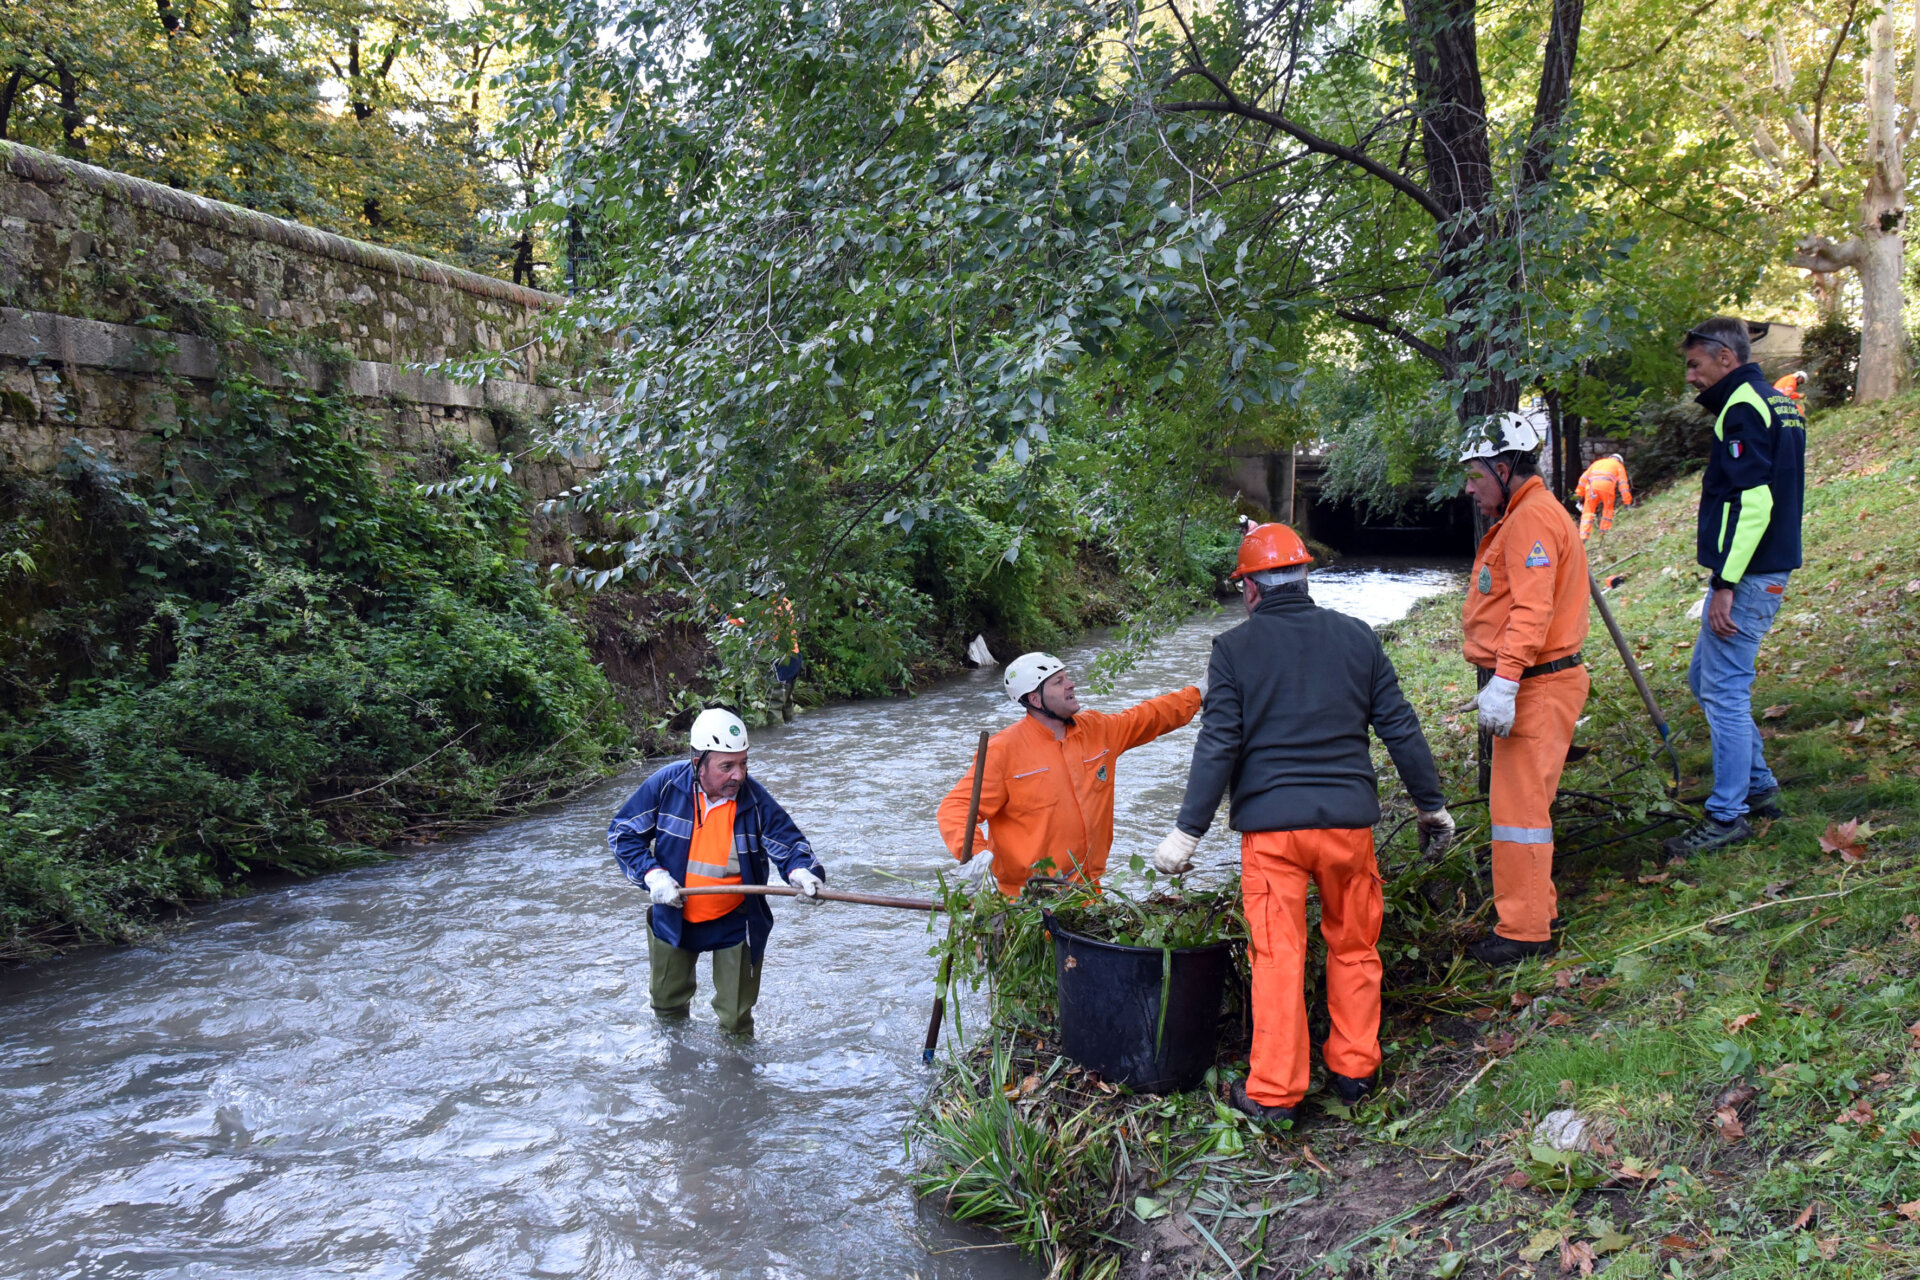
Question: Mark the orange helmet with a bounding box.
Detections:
[1231,522,1313,580]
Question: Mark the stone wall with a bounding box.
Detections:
[0,141,591,532]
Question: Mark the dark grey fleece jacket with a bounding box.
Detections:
[1175,587,1445,836]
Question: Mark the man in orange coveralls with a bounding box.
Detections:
[1573,453,1633,542]
[937,653,1201,897]
[1150,523,1454,1122]
[1461,413,1591,967]
[1773,369,1807,406]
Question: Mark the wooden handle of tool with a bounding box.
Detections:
[1587,570,1667,731]
[925,729,991,1062]
[678,884,943,912]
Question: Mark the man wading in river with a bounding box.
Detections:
[1153,522,1455,1122]
[938,654,1201,897]
[608,709,827,1035]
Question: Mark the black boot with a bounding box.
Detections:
[1661,815,1752,858]
[1329,1073,1375,1104]
[1466,932,1556,967]
[1229,1079,1299,1123]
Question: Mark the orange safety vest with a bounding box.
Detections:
[1773,373,1804,404]
[683,793,743,923]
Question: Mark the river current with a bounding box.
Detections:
[0,562,1462,1280]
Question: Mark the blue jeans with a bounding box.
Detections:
[1687,572,1789,822]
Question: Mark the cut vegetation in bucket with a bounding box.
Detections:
[1045,912,1236,1093]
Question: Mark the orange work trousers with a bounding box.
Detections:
[1578,483,1617,541]
[1241,828,1383,1109]
[1489,665,1590,943]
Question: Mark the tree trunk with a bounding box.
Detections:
[0,66,21,141]
[1854,4,1907,402]
[54,61,83,158]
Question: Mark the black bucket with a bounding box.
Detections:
[1045,913,1236,1093]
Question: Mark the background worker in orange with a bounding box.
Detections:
[938,652,1200,896]
[1461,414,1591,967]
[1773,369,1807,405]
[1151,523,1454,1122]
[1573,453,1633,542]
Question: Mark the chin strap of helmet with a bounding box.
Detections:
[1022,687,1076,729]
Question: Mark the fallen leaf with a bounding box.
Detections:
[1718,1083,1759,1110]
[1907,1018,1920,1044]
[1588,1228,1633,1255]
[1660,1234,1701,1251]
[1819,818,1869,862]
[1553,969,1577,989]
[1511,992,1533,1009]
[1849,717,1868,736]
[1818,1237,1838,1260]
[1836,1099,1876,1125]
[1898,1200,1920,1222]
[1546,1011,1574,1027]
[1793,1201,1819,1230]
[1468,1007,1498,1021]
[1762,703,1792,719]
[1298,1145,1333,1176]
[1519,1229,1561,1262]
[1482,1030,1517,1056]
[1726,1012,1760,1033]
[1018,1073,1041,1097]
[1714,1106,1746,1142]
[1502,1170,1531,1188]
[1560,1237,1597,1275]
[1611,1157,1658,1182]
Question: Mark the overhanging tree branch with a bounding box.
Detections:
[1334,307,1456,374]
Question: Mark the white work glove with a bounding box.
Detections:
[1475,676,1520,738]
[1196,673,1209,700]
[1416,808,1456,857]
[787,866,824,903]
[644,868,683,908]
[1153,828,1200,875]
[960,851,995,888]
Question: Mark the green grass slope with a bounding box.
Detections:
[912,394,1920,1279]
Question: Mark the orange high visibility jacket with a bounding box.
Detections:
[938,689,1201,896]
[1574,456,1632,506]
[1773,373,1804,404]
[1463,475,1591,681]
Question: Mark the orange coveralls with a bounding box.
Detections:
[1573,456,1632,541]
[1772,373,1804,405]
[938,689,1201,897]
[1463,475,1591,943]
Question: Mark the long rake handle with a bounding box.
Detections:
[1587,569,1682,791]
[677,884,943,911]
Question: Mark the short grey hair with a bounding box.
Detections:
[1247,564,1309,588]
[1681,317,1751,363]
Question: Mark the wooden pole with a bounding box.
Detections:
[1587,569,1682,793]
[678,884,943,912]
[925,730,990,1064]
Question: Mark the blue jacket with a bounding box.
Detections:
[607,760,823,960]
[1694,363,1806,585]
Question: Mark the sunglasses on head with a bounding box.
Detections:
[1683,328,1730,351]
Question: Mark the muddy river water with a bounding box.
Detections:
[0,562,1462,1280]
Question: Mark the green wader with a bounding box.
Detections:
[649,931,762,1035]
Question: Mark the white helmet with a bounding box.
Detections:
[1459,410,1547,464]
[1004,652,1066,705]
[690,708,750,753]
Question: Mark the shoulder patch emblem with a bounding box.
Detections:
[1728,440,1744,458]
[1096,765,1108,782]
[1524,540,1551,568]
[1477,564,1493,594]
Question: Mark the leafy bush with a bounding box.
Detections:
[0,363,625,954]
[1802,315,1860,409]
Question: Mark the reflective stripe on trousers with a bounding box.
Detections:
[1489,665,1589,943]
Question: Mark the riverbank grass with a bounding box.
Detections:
[913,392,1920,1278]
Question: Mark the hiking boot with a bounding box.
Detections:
[1229,1080,1299,1124]
[1466,933,1556,967]
[1328,1073,1375,1105]
[1745,787,1784,820]
[1662,815,1753,858]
